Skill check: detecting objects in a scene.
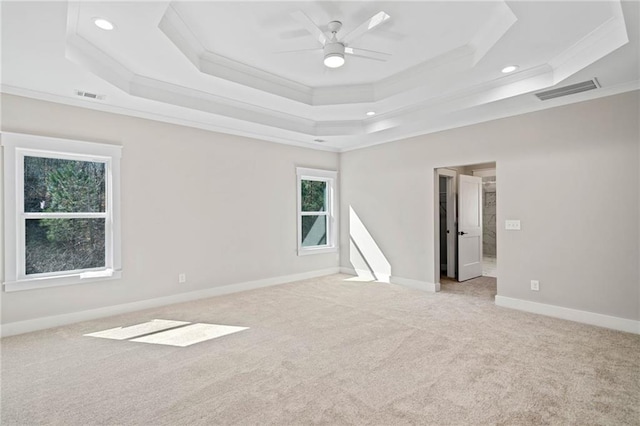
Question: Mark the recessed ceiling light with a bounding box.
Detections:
[93,18,115,31]
[501,65,518,74]
[366,111,376,116]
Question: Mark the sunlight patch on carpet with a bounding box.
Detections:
[132,323,248,347]
[343,275,376,282]
[85,320,248,347]
[84,319,189,340]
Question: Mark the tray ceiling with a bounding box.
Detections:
[2,1,639,151]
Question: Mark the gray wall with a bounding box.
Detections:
[0,94,339,324]
[340,91,639,321]
[2,91,639,326]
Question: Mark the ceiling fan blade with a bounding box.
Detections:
[274,48,320,54]
[345,46,391,61]
[278,28,315,40]
[290,11,328,46]
[346,53,387,62]
[341,11,391,45]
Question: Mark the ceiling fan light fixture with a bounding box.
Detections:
[324,53,345,68]
[324,42,346,68]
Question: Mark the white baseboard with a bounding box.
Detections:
[0,267,340,337]
[339,267,439,292]
[495,295,640,335]
[391,276,440,292]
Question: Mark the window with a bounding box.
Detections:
[2,132,122,291]
[296,167,338,255]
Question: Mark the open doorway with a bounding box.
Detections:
[438,169,456,279]
[474,168,497,278]
[435,162,497,284]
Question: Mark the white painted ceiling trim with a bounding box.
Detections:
[0,84,342,152]
[158,2,518,106]
[1,1,637,151]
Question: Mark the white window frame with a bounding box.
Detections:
[2,132,122,292]
[296,167,338,256]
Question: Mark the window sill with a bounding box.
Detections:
[3,270,122,292]
[298,246,338,256]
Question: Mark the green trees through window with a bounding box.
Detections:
[301,180,326,212]
[24,156,106,274]
[300,179,327,247]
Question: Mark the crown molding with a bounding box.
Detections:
[341,79,640,152]
[157,2,517,106]
[4,80,637,154]
[0,85,342,152]
[60,1,631,151]
[159,6,315,105]
[549,1,628,83]
[470,1,518,66]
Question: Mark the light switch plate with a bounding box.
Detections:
[505,220,521,230]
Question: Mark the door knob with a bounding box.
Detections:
[458,231,467,235]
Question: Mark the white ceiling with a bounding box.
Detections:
[2,1,639,152]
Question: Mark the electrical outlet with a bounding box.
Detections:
[530,280,540,291]
[178,273,187,283]
[505,220,521,230]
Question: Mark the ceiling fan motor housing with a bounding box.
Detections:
[324,42,345,57]
[323,42,346,67]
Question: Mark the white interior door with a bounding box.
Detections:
[458,175,483,281]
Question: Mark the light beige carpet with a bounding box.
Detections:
[1,274,639,425]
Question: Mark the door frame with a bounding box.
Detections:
[434,168,457,288]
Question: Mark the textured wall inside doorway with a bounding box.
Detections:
[483,177,497,257]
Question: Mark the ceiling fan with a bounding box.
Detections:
[286,10,392,68]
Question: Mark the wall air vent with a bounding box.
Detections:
[535,79,600,101]
[75,90,105,101]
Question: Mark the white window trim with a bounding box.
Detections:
[2,132,122,292]
[296,167,338,256]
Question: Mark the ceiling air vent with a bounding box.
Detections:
[535,79,600,101]
[75,90,105,101]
